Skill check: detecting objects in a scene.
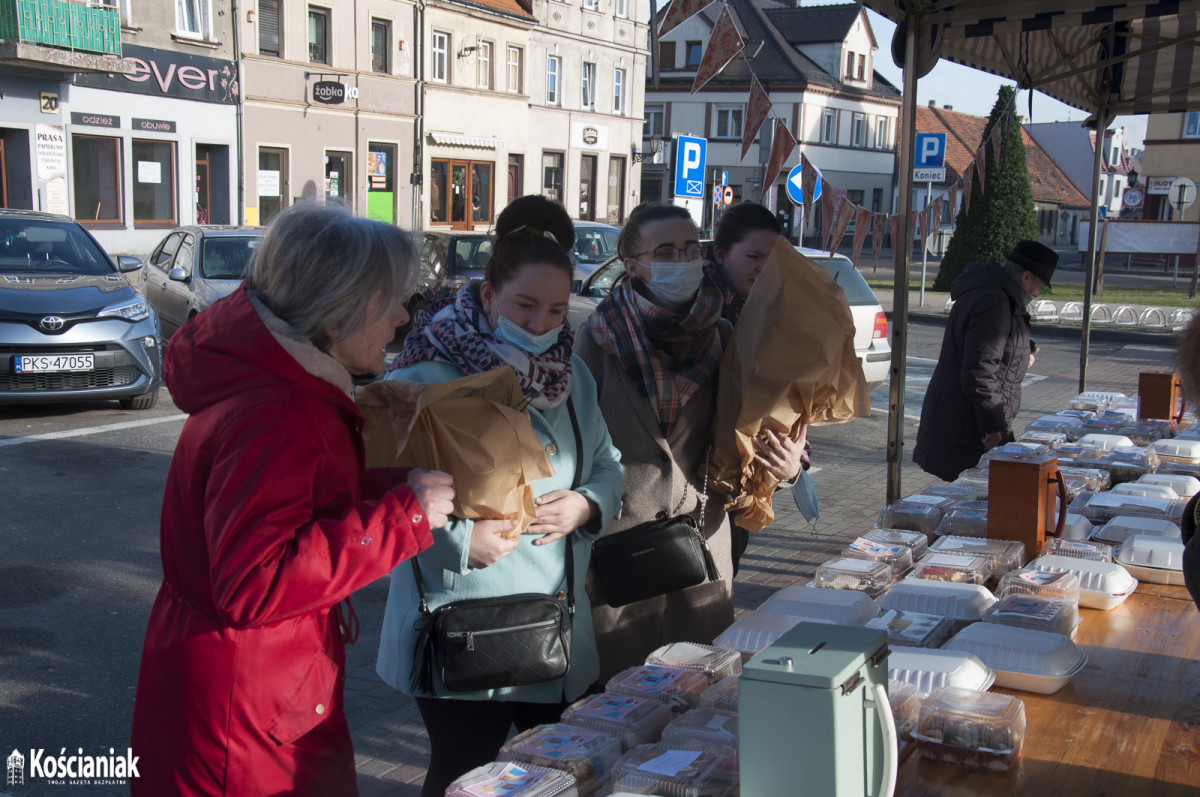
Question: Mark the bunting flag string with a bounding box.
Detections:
[852,206,872,266]
[830,195,856,258]
[740,76,771,162]
[760,119,796,203]
[871,212,887,271]
[658,0,714,39]
[692,6,744,94]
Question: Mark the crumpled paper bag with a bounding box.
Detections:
[358,368,556,536]
[709,237,870,531]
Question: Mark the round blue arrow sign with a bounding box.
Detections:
[786,164,820,206]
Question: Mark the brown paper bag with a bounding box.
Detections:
[710,237,870,531]
[357,369,556,536]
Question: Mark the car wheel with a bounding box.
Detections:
[395,296,429,341]
[120,388,160,411]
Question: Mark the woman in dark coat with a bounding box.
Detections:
[1175,311,1200,611]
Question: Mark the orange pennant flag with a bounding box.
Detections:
[760,120,797,203]
[659,0,716,38]
[692,6,744,94]
[851,206,872,267]
[741,76,771,162]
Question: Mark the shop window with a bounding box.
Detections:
[133,139,176,227]
[308,6,330,64]
[325,151,351,204]
[259,0,281,56]
[72,134,122,226]
[430,158,494,227]
[258,146,288,225]
[607,156,625,224]
[367,142,395,223]
[429,160,449,223]
[471,163,492,224]
[542,151,563,203]
[371,18,390,73]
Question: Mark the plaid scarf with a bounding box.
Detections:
[389,281,573,410]
[587,275,723,436]
[704,259,745,325]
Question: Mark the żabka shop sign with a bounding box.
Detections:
[74,44,238,104]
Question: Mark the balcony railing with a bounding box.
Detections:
[0,0,121,56]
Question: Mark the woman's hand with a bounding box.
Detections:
[407,469,455,529]
[468,519,520,568]
[754,427,806,482]
[526,490,595,545]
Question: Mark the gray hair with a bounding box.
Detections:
[248,202,418,350]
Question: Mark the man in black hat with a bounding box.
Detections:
[913,240,1059,481]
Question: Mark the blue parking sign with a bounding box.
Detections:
[674,135,707,199]
[915,133,947,169]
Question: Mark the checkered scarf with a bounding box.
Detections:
[704,259,745,325]
[587,275,724,436]
[389,281,573,410]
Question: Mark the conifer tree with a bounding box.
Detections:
[933,85,1040,291]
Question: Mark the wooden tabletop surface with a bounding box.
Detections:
[897,583,1200,796]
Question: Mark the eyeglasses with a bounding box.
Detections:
[631,243,704,262]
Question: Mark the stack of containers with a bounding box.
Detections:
[605,665,710,714]
[863,528,930,561]
[1023,414,1085,441]
[841,536,916,578]
[560,694,674,752]
[608,744,738,796]
[928,536,1026,581]
[497,725,623,797]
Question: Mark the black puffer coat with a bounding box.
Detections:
[913,261,1032,481]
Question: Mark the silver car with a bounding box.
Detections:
[0,209,162,410]
[141,226,264,338]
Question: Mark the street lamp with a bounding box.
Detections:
[633,134,662,163]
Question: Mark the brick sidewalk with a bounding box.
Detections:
[343,327,1178,796]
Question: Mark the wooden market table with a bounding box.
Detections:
[896,583,1200,795]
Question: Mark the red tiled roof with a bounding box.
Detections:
[450,0,533,18]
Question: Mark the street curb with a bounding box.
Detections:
[895,309,1184,347]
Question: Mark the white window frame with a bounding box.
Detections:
[613,68,626,115]
[876,116,889,149]
[715,105,743,139]
[822,108,836,144]
[583,0,599,9]
[645,104,665,137]
[175,0,211,39]
[851,112,866,147]
[432,31,449,83]
[307,5,330,64]
[546,55,561,105]
[507,45,523,93]
[477,41,493,90]
[616,0,629,18]
[581,61,596,110]
[1185,111,1200,139]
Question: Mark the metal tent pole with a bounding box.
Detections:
[1079,108,1109,393]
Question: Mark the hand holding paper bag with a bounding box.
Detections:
[358,369,556,536]
[710,237,869,531]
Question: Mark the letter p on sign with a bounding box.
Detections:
[683,142,702,173]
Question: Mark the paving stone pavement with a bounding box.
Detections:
[343,315,1180,795]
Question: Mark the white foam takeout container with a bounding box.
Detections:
[1026,554,1139,611]
[1061,513,1094,542]
[878,578,997,626]
[712,612,801,661]
[888,647,995,698]
[757,584,879,626]
[1111,482,1179,500]
[1137,473,1200,499]
[1150,437,1200,465]
[1076,433,1135,451]
[942,622,1087,695]
[1114,534,1187,586]
[1092,515,1182,546]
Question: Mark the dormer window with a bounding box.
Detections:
[845,51,854,79]
[857,53,865,80]
[686,41,702,68]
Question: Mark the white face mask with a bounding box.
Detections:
[494,314,562,355]
[643,258,705,306]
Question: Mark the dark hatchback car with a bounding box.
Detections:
[409,231,492,320]
[141,226,264,338]
[0,209,162,410]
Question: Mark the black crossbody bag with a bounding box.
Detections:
[409,397,583,694]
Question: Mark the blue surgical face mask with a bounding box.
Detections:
[494,314,562,355]
[642,258,705,306]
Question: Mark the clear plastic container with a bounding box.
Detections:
[912,687,1027,771]
[698,675,738,714]
[943,622,1088,694]
[560,693,675,753]
[878,578,996,628]
[1115,535,1187,586]
[1068,491,1186,525]
[877,500,944,534]
[996,567,1082,604]
[842,536,916,578]
[951,468,990,498]
[1118,419,1172,446]
[920,483,980,504]
[1111,482,1180,500]
[934,505,990,539]
[980,442,1052,464]
[1078,411,1134,435]
[1057,466,1112,492]
[1081,446,1161,483]
[1060,512,1094,541]
[1018,430,1069,448]
[1077,433,1135,451]
[1058,408,1098,422]
[645,643,742,684]
[888,647,995,698]
[757,583,880,626]
[1025,554,1139,611]
[609,744,737,797]
[982,594,1079,637]
[607,665,710,713]
[1138,472,1200,498]
[930,536,1026,577]
[1068,391,1125,413]
[889,680,922,743]
[912,552,992,585]
[863,528,930,561]
[1041,537,1113,563]
[1092,515,1182,545]
[812,557,894,598]
[499,724,622,796]
[1054,442,1105,460]
[447,761,579,797]
[1023,415,1084,439]
[1157,460,1200,479]
[711,612,801,663]
[1150,437,1200,464]
[660,708,739,759]
[866,609,956,649]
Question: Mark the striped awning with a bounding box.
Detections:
[860,1,1200,117]
[427,130,503,148]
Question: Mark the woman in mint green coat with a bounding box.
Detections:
[375,196,623,797]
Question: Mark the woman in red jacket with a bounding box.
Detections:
[130,203,454,796]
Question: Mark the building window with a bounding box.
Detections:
[432,31,449,83]
[613,68,626,115]
[371,18,390,73]
[851,113,866,147]
[607,156,626,223]
[872,187,883,213]
[507,46,523,93]
[1185,111,1200,139]
[645,104,665,137]
[477,41,492,90]
[857,53,866,80]
[133,139,177,227]
[546,55,561,105]
[845,51,854,78]
[659,41,676,70]
[72,135,122,225]
[686,41,702,68]
[616,0,629,19]
[429,159,495,226]
[543,151,564,202]
[583,0,598,9]
[581,62,596,109]
[822,108,836,144]
[259,0,281,56]
[876,117,889,149]
[715,105,743,139]
[308,6,330,64]
[175,0,210,38]
[258,147,289,225]
[429,160,448,223]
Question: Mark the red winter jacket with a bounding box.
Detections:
[130,287,432,796]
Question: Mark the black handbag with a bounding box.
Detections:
[409,397,584,694]
[590,452,720,608]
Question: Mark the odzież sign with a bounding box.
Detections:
[313,81,346,104]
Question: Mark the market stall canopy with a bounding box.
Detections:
[861,1,1200,118]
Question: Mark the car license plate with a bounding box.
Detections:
[14,354,94,373]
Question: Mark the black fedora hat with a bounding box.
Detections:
[1006,240,1058,286]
